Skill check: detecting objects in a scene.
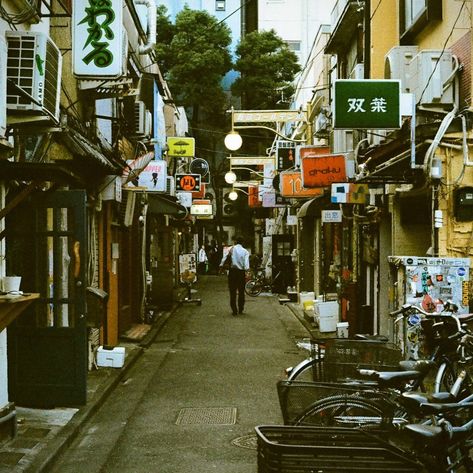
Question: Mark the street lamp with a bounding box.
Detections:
[228,187,249,201]
[224,131,243,151]
[224,170,237,184]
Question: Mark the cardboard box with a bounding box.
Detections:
[97,346,125,368]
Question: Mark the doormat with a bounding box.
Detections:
[121,324,152,341]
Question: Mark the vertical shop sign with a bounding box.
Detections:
[73,0,124,77]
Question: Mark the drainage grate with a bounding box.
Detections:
[175,407,237,425]
[231,434,257,450]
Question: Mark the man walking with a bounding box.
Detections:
[220,236,250,315]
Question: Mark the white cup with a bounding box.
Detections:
[2,276,22,293]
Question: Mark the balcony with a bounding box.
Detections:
[325,0,364,55]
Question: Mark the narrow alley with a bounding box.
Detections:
[45,275,309,473]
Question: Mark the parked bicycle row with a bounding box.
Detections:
[255,302,473,472]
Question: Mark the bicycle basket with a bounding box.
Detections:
[255,425,423,472]
[323,339,403,381]
[277,380,395,426]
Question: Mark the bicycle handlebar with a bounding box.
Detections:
[389,302,464,334]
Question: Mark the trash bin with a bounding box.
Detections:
[86,287,108,328]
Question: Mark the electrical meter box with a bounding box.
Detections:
[454,187,473,221]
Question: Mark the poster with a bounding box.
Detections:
[179,253,197,283]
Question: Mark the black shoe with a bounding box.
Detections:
[232,311,238,316]
[238,310,244,314]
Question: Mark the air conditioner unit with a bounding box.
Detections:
[408,50,454,106]
[134,100,151,136]
[384,45,418,92]
[6,31,62,122]
[166,176,175,196]
[0,36,7,138]
[134,100,146,135]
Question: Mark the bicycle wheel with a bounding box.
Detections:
[245,278,263,296]
[294,394,388,428]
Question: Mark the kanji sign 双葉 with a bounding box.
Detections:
[334,80,401,129]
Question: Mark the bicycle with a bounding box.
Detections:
[278,307,473,429]
[244,266,283,296]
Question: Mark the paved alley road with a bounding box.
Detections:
[50,275,309,473]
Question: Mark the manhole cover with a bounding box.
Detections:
[231,434,257,450]
[176,407,237,425]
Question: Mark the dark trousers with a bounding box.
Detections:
[228,268,246,314]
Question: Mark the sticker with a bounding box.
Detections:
[458,267,466,277]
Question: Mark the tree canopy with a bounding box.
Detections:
[155,6,233,124]
[231,29,301,109]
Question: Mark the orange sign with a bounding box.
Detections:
[176,174,201,191]
[280,172,324,198]
[301,154,347,188]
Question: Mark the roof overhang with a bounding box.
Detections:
[324,2,364,55]
[297,193,332,218]
[0,161,85,185]
[147,193,187,218]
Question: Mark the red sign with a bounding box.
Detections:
[301,154,346,188]
[280,172,324,198]
[248,186,261,208]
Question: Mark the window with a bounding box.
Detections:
[216,0,225,11]
[400,0,441,43]
[286,41,301,52]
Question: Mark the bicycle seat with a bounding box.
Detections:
[401,391,456,411]
[354,334,389,342]
[399,359,435,373]
[360,370,423,388]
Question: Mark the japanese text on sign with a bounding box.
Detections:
[334,80,401,129]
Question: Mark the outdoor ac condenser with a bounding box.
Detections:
[384,45,419,92]
[408,50,454,107]
[6,31,62,122]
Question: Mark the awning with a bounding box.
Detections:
[147,193,187,217]
[297,194,332,218]
[59,128,118,171]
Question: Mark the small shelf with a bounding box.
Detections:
[0,294,40,332]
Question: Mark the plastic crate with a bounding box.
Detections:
[255,425,423,472]
[277,380,393,426]
[323,339,403,381]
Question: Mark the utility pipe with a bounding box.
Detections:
[135,0,156,55]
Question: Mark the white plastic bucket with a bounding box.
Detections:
[299,292,315,308]
[2,276,21,292]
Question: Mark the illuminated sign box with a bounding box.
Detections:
[167,137,195,157]
[334,80,401,129]
[190,204,213,216]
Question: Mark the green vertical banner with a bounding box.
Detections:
[334,80,401,129]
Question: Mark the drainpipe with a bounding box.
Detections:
[135,0,156,55]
